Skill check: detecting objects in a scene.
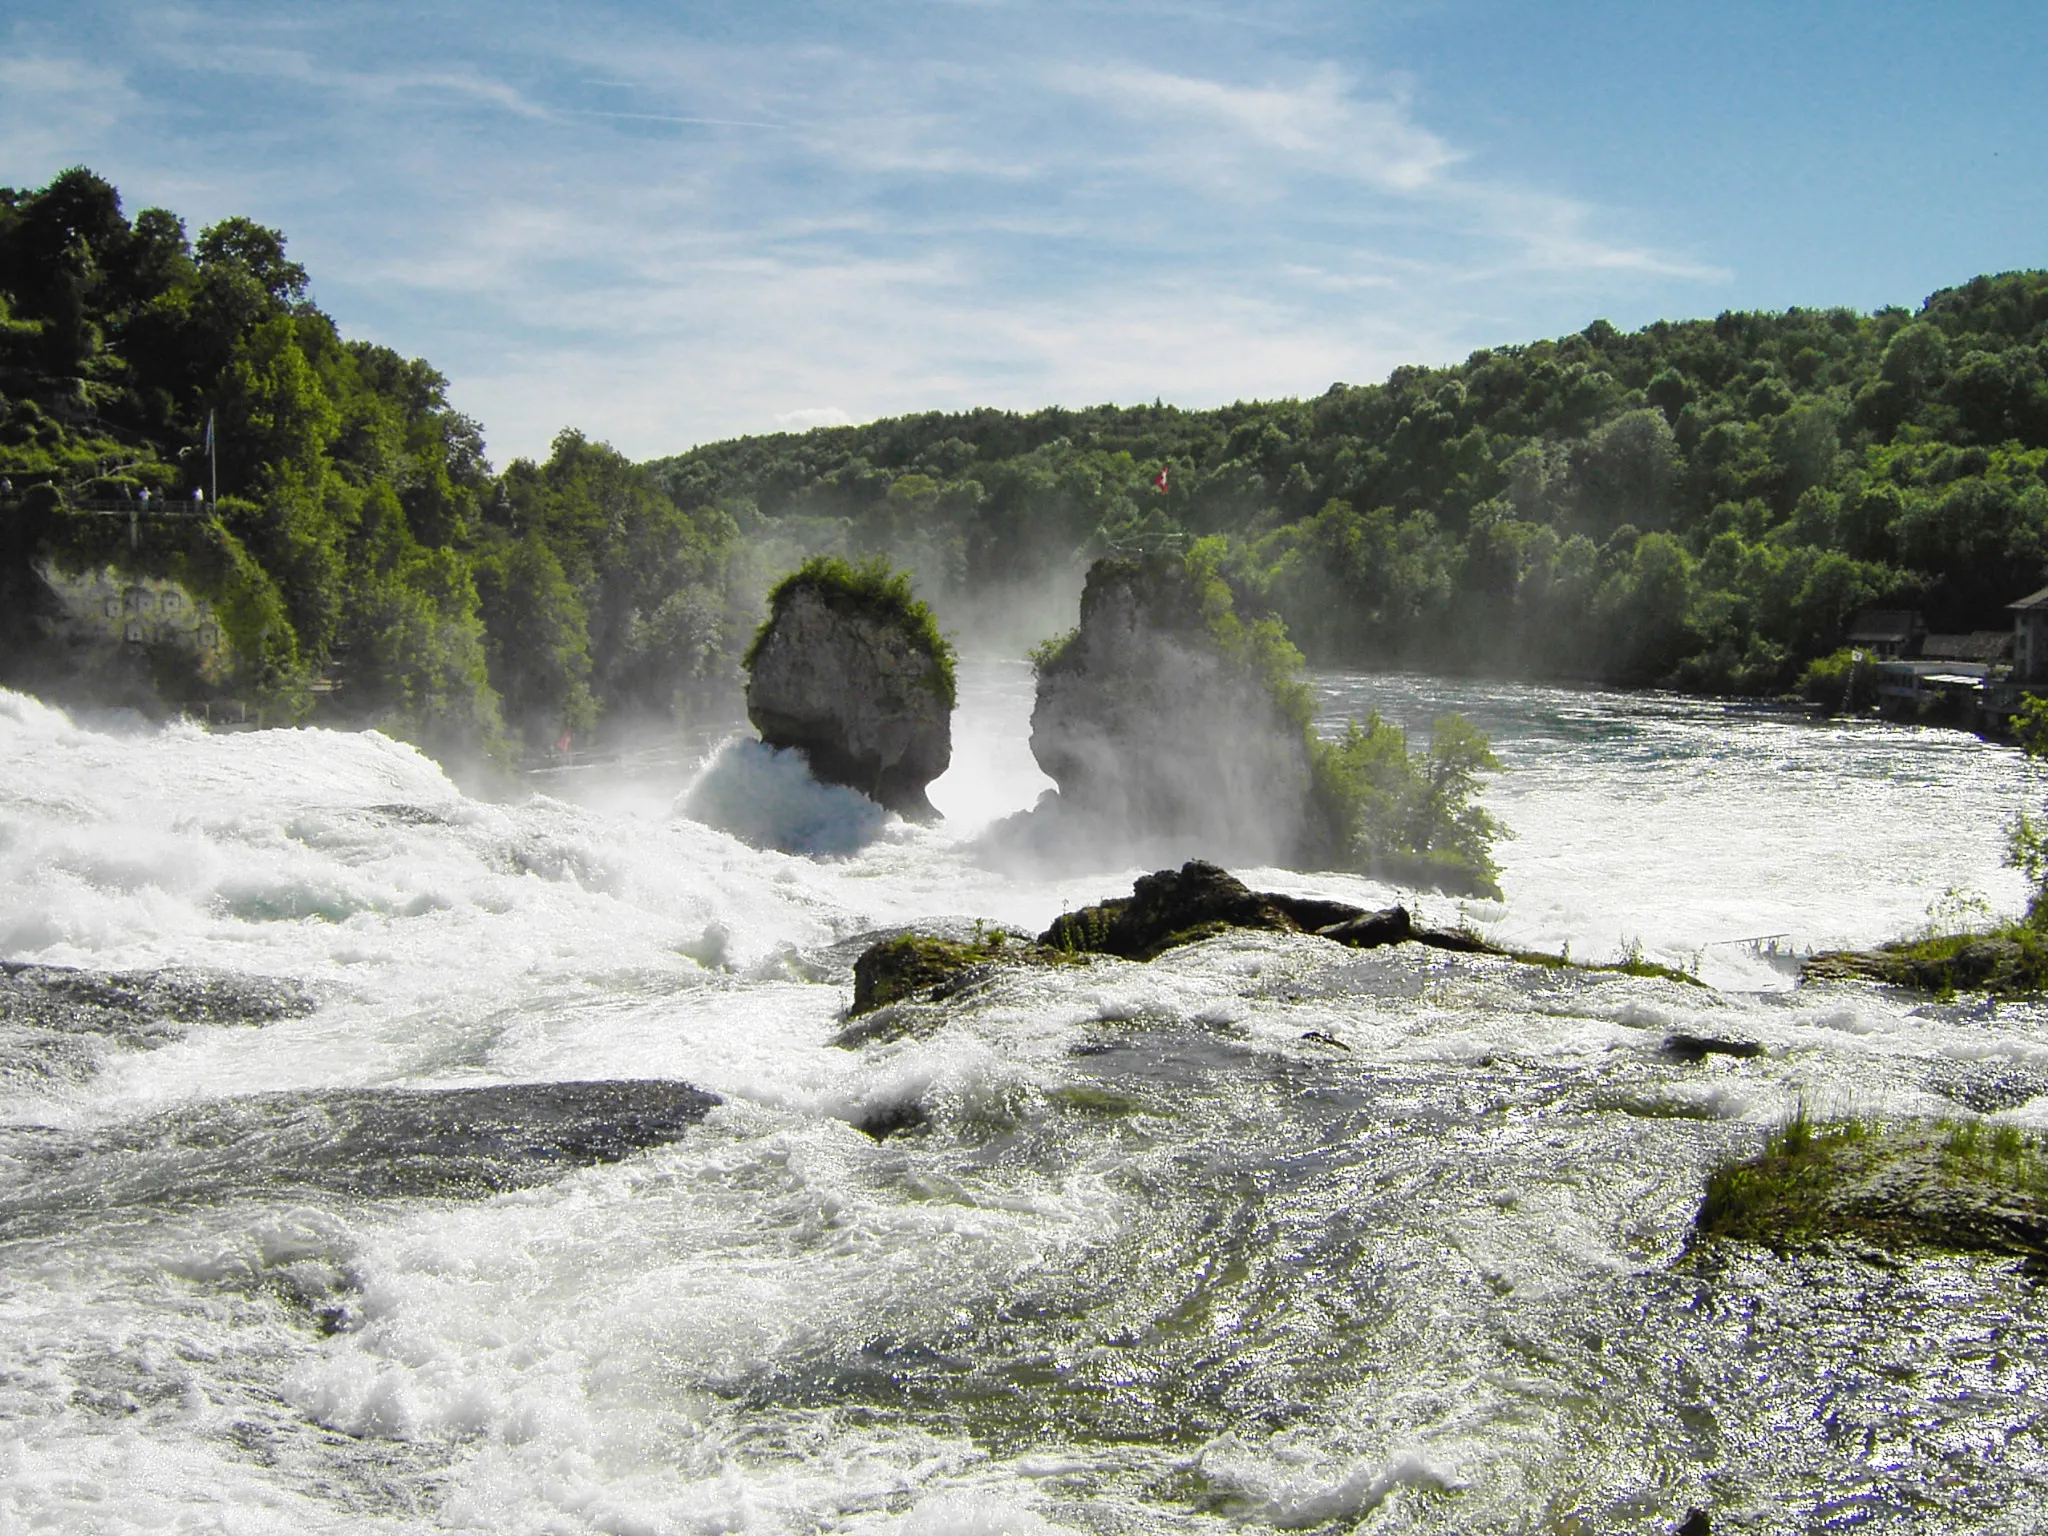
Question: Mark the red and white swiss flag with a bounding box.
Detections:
[1152,466,1169,493]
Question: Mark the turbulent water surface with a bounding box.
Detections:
[4,664,2048,1534]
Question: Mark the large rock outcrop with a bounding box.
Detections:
[745,564,953,820]
[1025,555,1314,864]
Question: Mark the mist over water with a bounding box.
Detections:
[5,666,2048,1533]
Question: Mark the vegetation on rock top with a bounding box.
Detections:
[744,553,956,707]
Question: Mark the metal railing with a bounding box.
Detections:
[64,499,215,517]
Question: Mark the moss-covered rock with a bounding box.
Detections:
[1803,926,2048,995]
[849,929,1045,1016]
[1695,1112,2048,1262]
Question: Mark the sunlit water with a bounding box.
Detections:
[3,663,2047,1534]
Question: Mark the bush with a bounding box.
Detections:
[1306,711,1507,896]
[1798,646,1871,710]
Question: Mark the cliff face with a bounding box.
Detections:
[1027,557,1312,866]
[2,561,235,716]
[745,583,952,820]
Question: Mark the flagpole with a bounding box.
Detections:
[207,409,217,507]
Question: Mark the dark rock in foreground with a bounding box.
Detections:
[1039,860,1491,962]
[745,569,952,820]
[1661,1033,1764,1063]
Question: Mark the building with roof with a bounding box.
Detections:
[2010,585,2048,684]
[1846,608,1923,660]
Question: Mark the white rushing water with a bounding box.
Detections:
[4,664,2048,1535]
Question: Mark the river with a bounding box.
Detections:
[2,664,2046,1533]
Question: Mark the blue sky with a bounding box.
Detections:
[3,1,2043,463]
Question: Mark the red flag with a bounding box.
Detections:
[1152,466,1169,493]
[555,730,572,754]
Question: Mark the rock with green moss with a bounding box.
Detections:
[1695,1113,2048,1262]
[1805,927,2048,995]
[847,929,1059,1021]
[745,556,954,820]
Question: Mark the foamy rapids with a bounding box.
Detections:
[3,663,2047,1533]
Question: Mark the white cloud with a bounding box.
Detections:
[774,407,855,431]
[0,5,1730,463]
[1053,61,1460,192]
[0,54,136,179]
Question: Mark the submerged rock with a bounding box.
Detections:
[0,1080,722,1231]
[1024,555,1314,865]
[0,962,319,1087]
[744,560,953,820]
[0,961,317,1034]
[1660,1033,1764,1063]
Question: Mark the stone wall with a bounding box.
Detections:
[32,561,232,690]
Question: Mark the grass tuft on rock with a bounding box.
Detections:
[1696,1107,2048,1261]
[1804,923,2048,996]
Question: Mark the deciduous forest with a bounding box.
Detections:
[5,166,2046,762]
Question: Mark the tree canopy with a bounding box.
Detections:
[7,165,2048,765]
[0,167,740,758]
[651,271,2048,693]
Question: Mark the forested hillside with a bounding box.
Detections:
[0,168,738,760]
[654,273,2048,691]
[5,166,2045,763]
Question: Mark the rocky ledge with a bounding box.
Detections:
[841,860,1707,1036]
[1695,1116,2048,1265]
[842,861,1504,1029]
[1803,931,2048,995]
